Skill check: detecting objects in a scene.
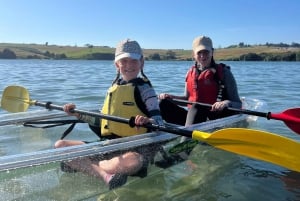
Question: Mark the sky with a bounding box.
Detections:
[0,0,299,50]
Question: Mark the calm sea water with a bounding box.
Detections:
[0,60,300,201]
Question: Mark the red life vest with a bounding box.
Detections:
[186,64,225,107]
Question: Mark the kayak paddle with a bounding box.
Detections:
[172,98,300,135]
[2,85,300,172]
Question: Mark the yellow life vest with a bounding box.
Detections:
[101,83,147,137]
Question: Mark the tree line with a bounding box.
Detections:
[228,52,300,61]
[0,48,67,59]
[1,41,300,61]
[227,42,300,48]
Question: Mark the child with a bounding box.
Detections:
[55,39,164,189]
[159,35,242,126]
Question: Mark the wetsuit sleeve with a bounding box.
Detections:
[78,114,100,127]
[137,84,164,125]
[223,67,242,108]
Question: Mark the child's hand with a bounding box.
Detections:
[158,93,173,100]
[211,100,230,111]
[134,115,151,128]
[63,103,80,118]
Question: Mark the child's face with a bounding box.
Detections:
[194,50,212,68]
[116,57,143,81]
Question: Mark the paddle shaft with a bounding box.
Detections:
[34,101,193,137]
[171,98,300,135]
[172,98,300,123]
[172,98,270,117]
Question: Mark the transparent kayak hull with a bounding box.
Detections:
[0,98,264,200]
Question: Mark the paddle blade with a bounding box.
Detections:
[192,128,300,172]
[1,86,30,113]
[280,108,300,134]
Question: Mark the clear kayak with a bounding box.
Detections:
[0,98,264,200]
[0,98,263,171]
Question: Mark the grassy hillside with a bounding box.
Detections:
[0,43,299,61]
[215,46,300,61]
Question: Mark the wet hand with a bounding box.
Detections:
[158,93,173,100]
[135,115,152,128]
[211,100,230,111]
[63,103,79,117]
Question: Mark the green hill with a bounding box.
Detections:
[0,43,300,61]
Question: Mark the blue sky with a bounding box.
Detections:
[0,0,299,49]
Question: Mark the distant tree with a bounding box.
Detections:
[44,51,51,57]
[279,42,289,48]
[44,51,55,58]
[296,52,300,61]
[55,53,67,59]
[238,42,245,47]
[281,52,296,61]
[240,53,263,61]
[148,53,161,60]
[85,53,114,60]
[45,42,48,46]
[85,44,93,52]
[27,55,42,59]
[165,50,176,59]
[269,54,282,61]
[262,52,296,61]
[226,45,238,48]
[85,44,93,48]
[0,48,17,59]
[291,42,300,48]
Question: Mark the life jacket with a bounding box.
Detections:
[101,78,149,137]
[186,63,227,107]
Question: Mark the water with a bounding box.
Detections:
[0,60,300,200]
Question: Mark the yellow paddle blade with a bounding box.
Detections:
[192,128,300,172]
[1,85,31,113]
